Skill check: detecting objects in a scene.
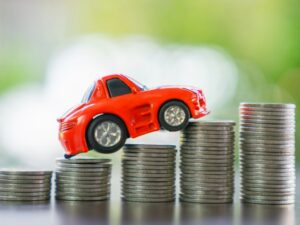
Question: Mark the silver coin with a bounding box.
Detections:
[0,191,50,197]
[122,185,175,191]
[181,188,233,195]
[180,180,233,187]
[184,127,234,132]
[56,163,111,169]
[240,107,295,114]
[241,121,295,129]
[56,158,111,164]
[0,178,51,185]
[123,192,174,198]
[180,146,234,152]
[0,174,52,180]
[123,173,175,178]
[241,179,295,187]
[240,150,294,156]
[122,196,174,203]
[56,195,109,201]
[240,142,295,150]
[181,184,234,192]
[55,172,110,178]
[180,158,234,165]
[240,167,295,174]
[0,171,52,176]
[123,152,176,158]
[241,175,295,182]
[56,166,111,172]
[122,180,174,186]
[123,177,175,182]
[123,148,176,154]
[187,120,236,126]
[123,168,174,174]
[241,190,295,197]
[0,195,50,201]
[240,154,295,161]
[181,162,234,167]
[240,117,295,125]
[180,195,232,203]
[56,190,109,197]
[180,164,234,171]
[122,161,175,166]
[0,183,51,189]
[180,141,234,147]
[181,173,234,179]
[180,192,233,199]
[180,169,234,175]
[180,137,235,143]
[56,179,110,186]
[0,186,50,193]
[181,177,233,183]
[122,164,174,170]
[122,156,175,162]
[181,133,235,139]
[240,102,295,108]
[122,188,174,195]
[56,182,109,189]
[124,144,176,149]
[241,186,295,193]
[240,146,295,154]
[240,194,294,201]
[240,170,295,177]
[240,159,295,166]
[241,198,294,205]
[181,153,234,160]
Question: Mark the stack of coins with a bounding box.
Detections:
[122,144,176,203]
[240,103,296,205]
[179,121,236,203]
[0,170,52,201]
[55,158,112,201]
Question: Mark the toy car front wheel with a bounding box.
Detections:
[159,101,190,131]
[86,115,127,154]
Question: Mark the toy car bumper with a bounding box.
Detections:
[59,126,88,156]
[193,106,209,118]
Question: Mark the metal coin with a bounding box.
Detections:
[123,149,176,154]
[122,197,174,203]
[0,174,52,180]
[181,157,234,164]
[180,169,234,175]
[122,156,175,162]
[180,142,234,148]
[122,184,175,190]
[181,153,234,160]
[0,178,51,185]
[56,162,111,169]
[122,160,175,166]
[181,133,235,139]
[123,192,174,198]
[122,180,174,186]
[56,158,111,164]
[181,173,233,179]
[123,152,176,158]
[122,164,174,170]
[0,183,51,189]
[0,195,50,201]
[124,144,176,149]
[56,195,109,201]
[0,187,50,193]
[180,146,234,152]
[240,154,295,161]
[123,177,175,182]
[241,190,295,197]
[239,107,295,113]
[56,167,111,173]
[180,181,233,187]
[241,194,294,201]
[122,168,174,174]
[123,173,175,178]
[187,120,236,126]
[56,190,109,197]
[241,186,295,193]
[241,198,294,205]
[56,182,109,189]
[0,171,52,176]
[181,185,234,192]
[180,195,232,203]
[180,164,234,171]
[122,189,174,195]
[180,137,235,143]
[240,103,295,108]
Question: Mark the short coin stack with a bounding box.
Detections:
[55,158,111,201]
[180,121,236,203]
[0,170,52,201]
[122,144,176,203]
[240,103,296,205]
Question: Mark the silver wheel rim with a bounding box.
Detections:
[164,105,186,127]
[94,121,122,147]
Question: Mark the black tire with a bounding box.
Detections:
[159,100,190,131]
[86,115,127,154]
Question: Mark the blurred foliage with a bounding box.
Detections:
[0,0,299,161]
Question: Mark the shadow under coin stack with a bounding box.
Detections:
[180,121,236,203]
[122,144,176,203]
[240,103,296,205]
[0,170,52,201]
[55,158,111,201]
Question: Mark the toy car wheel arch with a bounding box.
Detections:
[86,114,127,153]
[159,100,190,131]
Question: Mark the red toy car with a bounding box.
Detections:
[58,74,208,158]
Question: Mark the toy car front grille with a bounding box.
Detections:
[60,122,77,131]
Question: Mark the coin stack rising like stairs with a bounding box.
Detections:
[240,103,296,205]
[55,158,112,201]
[179,121,236,203]
[122,144,176,203]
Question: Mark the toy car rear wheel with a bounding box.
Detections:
[86,115,127,154]
[159,101,190,131]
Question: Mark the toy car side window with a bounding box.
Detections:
[106,78,132,97]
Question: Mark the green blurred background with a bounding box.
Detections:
[0,0,299,163]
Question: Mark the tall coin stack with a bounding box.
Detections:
[180,121,236,203]
[122,144,176,203]
[240,103,296,205]
[0,170,52,201]
[55,158,111,201]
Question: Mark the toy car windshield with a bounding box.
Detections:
[81,81,96,103]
